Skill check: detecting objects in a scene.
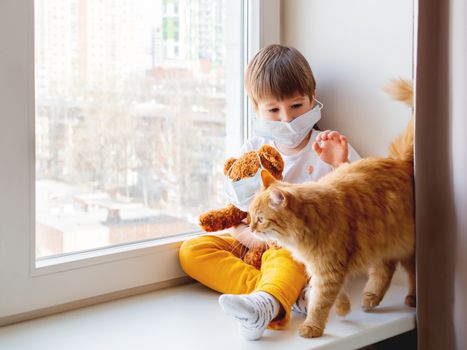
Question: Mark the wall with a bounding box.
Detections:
[282,0,413,157]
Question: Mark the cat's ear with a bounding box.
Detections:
[269,188,287,209]
[261,169,276,188]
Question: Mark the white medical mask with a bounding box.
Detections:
[253,99,323,148]
[224,153,264,211]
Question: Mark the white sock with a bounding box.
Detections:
[218,291,280,341]
[292,286,309,315]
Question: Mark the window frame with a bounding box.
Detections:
[0,0,280,323]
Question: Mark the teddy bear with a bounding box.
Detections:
[198,144,284,269]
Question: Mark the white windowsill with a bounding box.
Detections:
[0,279,415,350]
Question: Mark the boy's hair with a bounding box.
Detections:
[245,44,316,110]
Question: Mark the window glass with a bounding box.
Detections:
[35,0,238,258]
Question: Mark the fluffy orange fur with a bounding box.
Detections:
[248,80,415,338]
[384,79,414,160]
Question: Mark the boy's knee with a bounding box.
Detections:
[179,238,197,271]
[178,236,210,276]
[263,247,291,260]
[263,248,306,271]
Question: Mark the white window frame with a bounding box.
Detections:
[0,0,280,323]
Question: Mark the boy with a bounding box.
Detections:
[179,44,360,340]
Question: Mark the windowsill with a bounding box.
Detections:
[0,279,415,350]
[34,233,198,275]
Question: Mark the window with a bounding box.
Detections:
[0,0,280,323]
[35,0,236,258]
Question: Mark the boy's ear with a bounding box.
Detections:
[269,188,287,209]
[261,169,276,188]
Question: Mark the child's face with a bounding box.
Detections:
[256,92,314,122]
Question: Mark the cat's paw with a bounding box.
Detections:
[362,292,380,312]
[405,294,416,307]
[298,322,324,338]
[335,297,351,316]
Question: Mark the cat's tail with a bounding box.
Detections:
[384,79,414,163]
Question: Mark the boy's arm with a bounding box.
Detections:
[224,136,269,250]
[229,223,268,250]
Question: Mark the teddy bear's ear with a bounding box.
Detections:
[258,145,284,174]
[223,157,237,175]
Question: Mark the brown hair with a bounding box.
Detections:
[245,44,316,110]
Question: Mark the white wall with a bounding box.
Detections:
[282,0,413,157]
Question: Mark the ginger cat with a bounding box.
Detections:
[248,80,415,338]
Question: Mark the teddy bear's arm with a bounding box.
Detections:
[198,204,247,232]
[242,246,267,270]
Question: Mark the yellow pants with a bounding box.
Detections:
[178,234,307,329]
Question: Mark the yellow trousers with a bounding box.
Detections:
[178,234,307,329]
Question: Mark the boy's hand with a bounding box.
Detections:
[230,223,268,250]
[312,130,349,168]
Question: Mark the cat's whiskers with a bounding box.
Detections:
[228,239,248,257]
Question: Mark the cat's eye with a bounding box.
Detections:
[257,217,263,224]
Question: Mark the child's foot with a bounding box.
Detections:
[292,286,309,315]
[218,291,280,340]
